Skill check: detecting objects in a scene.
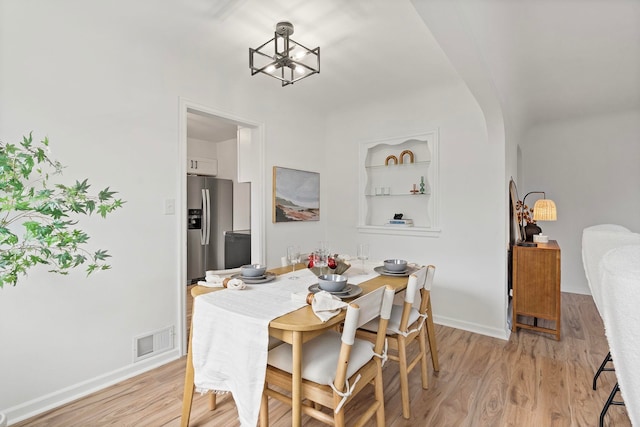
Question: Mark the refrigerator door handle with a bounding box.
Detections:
[205,188,211,245]
[200,189,207,245]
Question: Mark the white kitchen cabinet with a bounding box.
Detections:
[358,131,440,236]
[187,157,218,176]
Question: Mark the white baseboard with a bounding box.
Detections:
[5,349,181,426]
[433,314,510,341]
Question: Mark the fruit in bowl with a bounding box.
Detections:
[328,256,337,269]
[308,254,351,276]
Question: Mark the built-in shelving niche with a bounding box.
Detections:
[358,131,440,237]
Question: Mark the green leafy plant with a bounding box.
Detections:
[0,133,124,287]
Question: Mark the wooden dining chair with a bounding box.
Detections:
[357,265,439,419]
[259,285,395,427]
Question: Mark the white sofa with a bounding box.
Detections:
[600,245,640,426]
[581,224,640,426]
[581,224,640,314]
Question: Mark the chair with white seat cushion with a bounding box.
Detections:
[260,285,395,427]
[358,265,439,419]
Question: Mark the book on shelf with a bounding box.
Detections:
[386,219,413,226]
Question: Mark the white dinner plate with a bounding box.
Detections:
[373,265,417,277]
[239,274,266,280]
[308,283,363,299]
[231,272,276,284]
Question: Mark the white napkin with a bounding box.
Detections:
[197,275,247,289]
[291,290,348,322]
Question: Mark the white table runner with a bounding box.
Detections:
[192,268,318,427]
[343,266,381,285]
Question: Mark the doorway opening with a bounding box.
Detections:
[178,99,265,354]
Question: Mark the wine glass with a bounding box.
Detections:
[357,243,370,274]
[314,249,328,276]
[287,245,301,279]
[315,241,330,275]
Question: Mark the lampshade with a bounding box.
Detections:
[249,21,320,87]
[533,199,557,221]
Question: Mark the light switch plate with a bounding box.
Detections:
[164,198,175,215]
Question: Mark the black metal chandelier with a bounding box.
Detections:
[249,21,320,87]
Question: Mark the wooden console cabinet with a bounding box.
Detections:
[512,240,561,340]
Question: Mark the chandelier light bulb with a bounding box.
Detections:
[292,49,306,60]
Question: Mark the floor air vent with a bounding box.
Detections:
[134,326,174,362]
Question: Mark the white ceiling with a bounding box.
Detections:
[455,0,640,128]
[188,0,640,141]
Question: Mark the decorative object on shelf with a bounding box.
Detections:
[533,234,549,243]
[420,176,425,194]
[385,155,398,166]
[393,213,403,219]
[410,183,419,194]
[249,21,320,87]
[382,186,390,196]
[387,218,413,226]
[516,191,557,245]
[399,149,415,164]
[273,166,319,222]
[524,223,542,242]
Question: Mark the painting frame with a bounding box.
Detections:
[273,166,320,223]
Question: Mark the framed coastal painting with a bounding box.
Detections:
[273,166,320,223]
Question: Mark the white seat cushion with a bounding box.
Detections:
[360,304,421,335]
[267,330,375,385]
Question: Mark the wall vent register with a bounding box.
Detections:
[134,326,174,362]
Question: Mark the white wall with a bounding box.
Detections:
[325,80,508,338]
[263,115,327,267]
[521,109,640,294]
[0,1,326,421]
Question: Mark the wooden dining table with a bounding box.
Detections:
[181,264,410,427]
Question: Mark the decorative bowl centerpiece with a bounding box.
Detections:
[383,259,408,272]
[241,264,267,277]
[308,254,351,276]
[317,274,348,292]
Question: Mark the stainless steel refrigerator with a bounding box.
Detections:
[187,176,233,283]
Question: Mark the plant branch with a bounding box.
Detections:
[0,133,124,287]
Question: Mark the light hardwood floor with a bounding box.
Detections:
[13,292,631,426]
